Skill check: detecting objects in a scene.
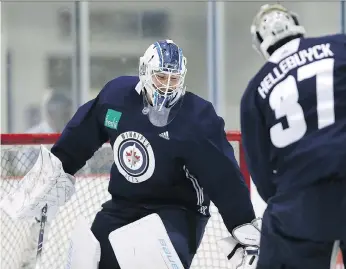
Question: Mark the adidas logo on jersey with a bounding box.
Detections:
[159,131,170,140]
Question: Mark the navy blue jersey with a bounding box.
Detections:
[241,34,346,202]
[51,76,255,232]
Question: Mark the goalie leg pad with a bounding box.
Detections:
[109,213,185,269]
[157,208,208,268]
[91,203,206,269]
[65,216,100,269]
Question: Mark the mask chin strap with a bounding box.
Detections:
[142,85,157,108]
[142,92,151,115]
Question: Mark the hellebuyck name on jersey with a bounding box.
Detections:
[258,43,334,99]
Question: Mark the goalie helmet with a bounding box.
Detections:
[251,4,306,60]
[139,40,187,126]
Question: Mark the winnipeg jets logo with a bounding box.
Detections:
[125,144,142,168]
[113,131,155,183]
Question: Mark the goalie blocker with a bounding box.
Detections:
[0,145,76,268]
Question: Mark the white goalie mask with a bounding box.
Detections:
[251,4,306,60]
[139,40,187,127]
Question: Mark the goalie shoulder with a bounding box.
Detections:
[174,92,223,141]
[98,76,141,108]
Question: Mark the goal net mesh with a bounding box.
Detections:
[0,132,250,269]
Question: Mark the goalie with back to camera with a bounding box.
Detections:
[241,3,346,269]
[1,40,259,269]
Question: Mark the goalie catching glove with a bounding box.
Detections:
[0,145,76,222]
[218,218,262,269]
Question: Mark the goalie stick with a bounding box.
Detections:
[35,203,48,269]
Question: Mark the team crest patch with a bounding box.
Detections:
[113,131,155,183]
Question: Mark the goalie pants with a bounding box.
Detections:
[257,177,346,269]
[91,200,208,269]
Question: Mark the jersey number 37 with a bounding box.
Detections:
[269,58,335,148]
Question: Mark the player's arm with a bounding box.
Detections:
[184,107,256,232]
[51,85,109,175]
[240,83,276,202]
[183,108,259,266]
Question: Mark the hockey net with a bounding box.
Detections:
[0,132,250,269]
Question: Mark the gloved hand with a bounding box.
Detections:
[218,218,262,269]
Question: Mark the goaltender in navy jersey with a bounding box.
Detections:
[51,40,255,268]
[241,33,346,202]
[241,4,346,269]
[52,75,254,223]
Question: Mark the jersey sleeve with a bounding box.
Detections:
[240,83,276,202]
[51,85,109,175]
[184,106,255,232]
